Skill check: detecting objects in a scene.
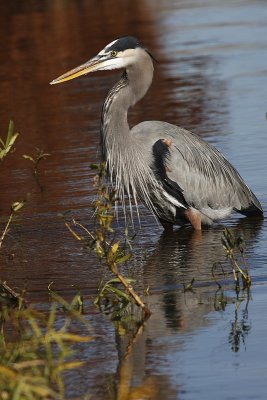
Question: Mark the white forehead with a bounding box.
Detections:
[98,39,118,56]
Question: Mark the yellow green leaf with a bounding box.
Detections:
[111,242,119,254]
[22,154,35,162]
[11,201,25,212]
[0,365,17,379]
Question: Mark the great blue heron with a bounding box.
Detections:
[50,36,263,230]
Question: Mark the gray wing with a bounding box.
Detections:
[131,120,263,215]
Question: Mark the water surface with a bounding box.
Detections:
[0,1,267,399]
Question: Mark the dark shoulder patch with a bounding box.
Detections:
[107,36,142,52]
[152,139,170,179]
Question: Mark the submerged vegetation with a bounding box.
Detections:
[228,293,251,352]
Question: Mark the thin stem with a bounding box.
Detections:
[114,268,151,318]
[0,212,14,250]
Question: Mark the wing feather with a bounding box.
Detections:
[132,121,262,216]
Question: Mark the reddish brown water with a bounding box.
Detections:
[1,1,267,399]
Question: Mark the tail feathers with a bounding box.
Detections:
[235,199,263,217]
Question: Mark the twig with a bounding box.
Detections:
[0,213,14,250]
[115,270,151,318]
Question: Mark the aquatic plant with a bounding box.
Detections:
[0,201,26,251]
[0,121,25,250]
[182,278,195,293]
[228,293,251,352]
[0,121,50,251]
[66,163,151,319]
[0,120,19,161]
[221,228,251,291]
[0,289,91,400]
[212,228,252,293]
[23,148,51,192]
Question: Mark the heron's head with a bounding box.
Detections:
[50,36,153,85]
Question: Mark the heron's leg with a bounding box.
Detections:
[159,218,174,231]
[184,208,202,231]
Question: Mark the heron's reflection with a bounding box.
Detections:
[113,216,263,399]
[142,216,263,330]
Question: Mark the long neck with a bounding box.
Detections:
[100,71,130,158]
[100,52,156,213]
[101,52,154,155]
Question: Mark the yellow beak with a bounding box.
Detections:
[50,56,103,85]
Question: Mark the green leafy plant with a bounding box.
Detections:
[0,201,26,251]
[0,291,91,400]
[0,120,19,160]
[0,121,50,251]
[212,228,251,293]
[23,148,51,191]
[182,278,195,293]
[66,163,151,319]
[221,228,251,290]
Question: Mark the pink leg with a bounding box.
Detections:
[184,208,202,231]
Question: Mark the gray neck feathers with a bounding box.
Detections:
[100,53,158,219]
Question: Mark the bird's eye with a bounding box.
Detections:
[110,50,118,57]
